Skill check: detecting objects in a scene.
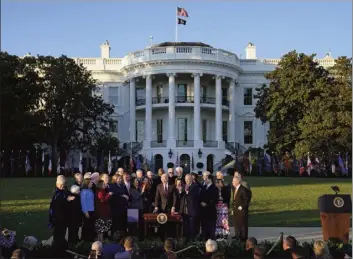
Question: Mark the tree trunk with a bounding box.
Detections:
[51,137,58,176]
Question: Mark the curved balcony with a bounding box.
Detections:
[122,45,240,68]
[136,96,230,108]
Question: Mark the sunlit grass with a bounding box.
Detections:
[0,176,351,240]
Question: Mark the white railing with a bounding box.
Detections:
[240,58,335,67]
[122,46,240,67]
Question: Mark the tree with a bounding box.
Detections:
[295,57,352,156]
[34,55,115,174]
[254,51,333,153]
[0,52,44,150]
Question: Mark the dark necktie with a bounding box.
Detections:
[164,185,168,196]
[185,184,190,192]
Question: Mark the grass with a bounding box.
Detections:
[0,176,351,240]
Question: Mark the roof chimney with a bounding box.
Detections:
[245,42,257,59]
[100,40,111,59]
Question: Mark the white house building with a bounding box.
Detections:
[71,41,335,173]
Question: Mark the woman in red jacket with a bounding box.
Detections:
[95,180,113,241]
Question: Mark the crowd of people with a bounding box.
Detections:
[48,167,251,247]
[1,167,350,259]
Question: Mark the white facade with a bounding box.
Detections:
[72,41,336,173]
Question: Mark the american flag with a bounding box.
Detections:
[177,7,189,17]
[108,151,112,174]
[306,154,312,176]
[25,151,31,175]
[48,158,52,176]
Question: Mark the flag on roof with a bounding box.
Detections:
[177,7,189,17]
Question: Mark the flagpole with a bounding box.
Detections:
[175,7,178,42]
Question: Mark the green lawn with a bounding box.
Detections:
[0,177,351,240]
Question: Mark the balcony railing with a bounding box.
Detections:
[151,140,167,147]
[204,141,218,148]
[136,96,229,107]
[136,99,146,106]
[176,140,194,147]
[176,96,194,103]
[152,96,169,104]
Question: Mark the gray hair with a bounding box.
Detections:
[91,241,103,253]
[136,169,143,175]
[70,185,80,194]
[56,177,65,186]
[233,175,242,182]
[176,167,183,174]
[205,239,218,253]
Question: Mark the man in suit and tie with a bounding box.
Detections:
[232,175,251,241]
[200,171,219,240]
[154,174,177,240]
[179,174,200,241]
[175,167,185,184]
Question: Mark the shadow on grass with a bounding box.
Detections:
[1,210,52,240]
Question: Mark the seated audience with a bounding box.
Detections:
[313,240,333,259]
[253,246,266,259]
[103,231,125,259]
[283,235,298,258]
[160,238,177,259]
[205,239,218,258]
[246,237,258,254]
[91,241,103,257]
[291,246,310,259]
[115,236,135,259]
[11,249,25,259]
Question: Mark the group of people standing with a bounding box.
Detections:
[48,167,252,253]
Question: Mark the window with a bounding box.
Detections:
[202,120,207,142]
[244,88,253,105]
[157,119,163,143]
[108,87,119,105]
[244,121,253,144]
[178,118,188,142]
[156,85,163,103]
[177,84,187,102]
[222,88,228,106]
[222,121,228,142]
[110,120,118,133]
[201,86,207,103]
[136,120,144,142]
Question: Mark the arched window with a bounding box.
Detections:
[154,154,164,172]
[180,154,191,173]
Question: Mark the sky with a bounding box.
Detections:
[1,1,352,59]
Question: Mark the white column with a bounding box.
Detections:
[129,78,136,142]
[167,73,176,147]
[145,75,152,145]
[215,75,223,142]
[228,79,236,143]
[193,73,202,144]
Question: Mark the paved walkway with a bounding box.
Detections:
[230,227,352,243]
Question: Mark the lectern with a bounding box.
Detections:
[318,194,352,243]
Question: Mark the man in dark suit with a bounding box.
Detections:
[232,175,251,241]
[154,174,176,213]
[167,168,176,185]
[154,174,177,240]
[200,171,219,240]
[179,173,200,240]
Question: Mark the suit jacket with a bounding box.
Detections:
[109,183,129,215]
[154,183,176,212]
[221,184,232,208]
[179,183,200,217]
[232,184,251,213]
[200,183,219,220]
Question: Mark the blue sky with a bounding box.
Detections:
[2,1,352,59]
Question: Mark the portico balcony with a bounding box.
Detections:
[136,96,229,107]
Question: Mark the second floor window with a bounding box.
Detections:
[109,87,119,105]
[177,84,187,102]
[244,88,253,105]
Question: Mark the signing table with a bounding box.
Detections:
[143,213,183,239]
